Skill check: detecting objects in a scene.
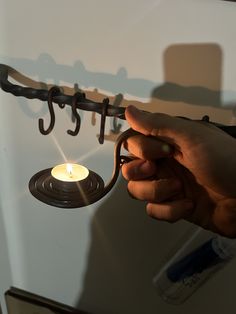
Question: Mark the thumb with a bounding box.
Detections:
[125,105,187,142]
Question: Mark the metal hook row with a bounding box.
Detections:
[38,86,109,142]
[0,64,127,127]
[1,64,236,142]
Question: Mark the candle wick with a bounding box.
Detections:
[68,168,73,178]
[66,164,73,178]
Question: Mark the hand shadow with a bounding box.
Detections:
[77,178,194,314]
[153,43,222,106]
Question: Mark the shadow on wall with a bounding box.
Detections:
[1,43,236,147]
[1,53,156,99]
[153,43,222,107]
[1,43,236,313]
[1,43,236,314]
[147,43,236,121]
[76,178,195,314]
[75,43,236,314]
[1,43,236,113]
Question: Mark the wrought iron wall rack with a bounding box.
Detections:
[1,63,236,141]
[1,63,236,208]
[0,64,236,140]
[0,64,126,144]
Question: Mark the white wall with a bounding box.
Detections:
[0,1,236,314]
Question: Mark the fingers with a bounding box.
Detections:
[127,178,182,203]
[124,105,188,160]
[122,159,157,180]
[123,105,196,224]
[146,199,194,222]
[125,105,185,140]
[123,134,172,160]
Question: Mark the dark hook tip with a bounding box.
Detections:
[98,136,104,144]
[202,115,210,122]
[67,130,75,136]
[67,128,80,136]
[38,118,51,135]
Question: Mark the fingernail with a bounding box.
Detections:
[130,160,146,176]
[139,160,155,175]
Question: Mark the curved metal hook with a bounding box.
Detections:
[98,98,109,144]
[67,92,81,136]
[97,128,140,199]
[38,86,61,135]
[112,94,123,134]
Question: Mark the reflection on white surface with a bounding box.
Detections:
[76,144,105,164]
[50,134,67,162]
[118,0,162,30]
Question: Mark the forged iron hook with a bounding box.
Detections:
[112,94,123,134]
[71,92,86,123]
[58,102,66,109]
[38,86,61,135]
[67,92,81,136]
[98,97,109,144]
[57,87,66,109]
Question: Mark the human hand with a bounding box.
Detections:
[122,105,236,238]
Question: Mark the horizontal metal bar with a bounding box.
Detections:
[0,64,126,119]
[1,64,236,139]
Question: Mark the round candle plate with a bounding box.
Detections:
[29,168,105,208]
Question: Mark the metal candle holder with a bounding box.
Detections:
[28,128,136,208]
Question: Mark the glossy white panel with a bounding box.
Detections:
[0,1,236,314]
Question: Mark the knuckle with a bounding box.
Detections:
[152,182,160,201]
[121,164,129,180]
[140,145,151,159]
[151,180,163,202]
[136,146,146,159]
[127,184,137,200]
[146,204,156,219]
[131,136,152,159]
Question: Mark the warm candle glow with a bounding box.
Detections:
[51,163,89,182]
[66,163,73,178]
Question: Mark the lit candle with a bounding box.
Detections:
[51,163,89,182]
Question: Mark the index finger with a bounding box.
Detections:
[124,134,172,160]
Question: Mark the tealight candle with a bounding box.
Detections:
[51,163,89,182]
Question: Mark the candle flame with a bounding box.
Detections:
[51,163,89,182]
[66,163,73,178]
